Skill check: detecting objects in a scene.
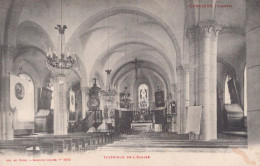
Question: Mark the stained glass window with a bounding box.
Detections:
[138,84,149,109]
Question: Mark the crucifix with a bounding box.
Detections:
[18,66,23,75]
[130,58,143,81]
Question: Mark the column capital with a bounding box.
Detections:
[212,25,222,38]
[197,21,222,38]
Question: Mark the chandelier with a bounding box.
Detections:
[100,6,117,99]
[100,85,117,97]
[46,0,76,74]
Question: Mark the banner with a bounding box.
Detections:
[185,106,203,135]
[70,89,76,112]
[155,90,165,107]
[10,74,34,123]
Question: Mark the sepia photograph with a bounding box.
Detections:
[0,0,260,165]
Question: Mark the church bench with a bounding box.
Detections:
[0,139,39,154]
[87,132,114,144]
[0,132,122,154]
[38,137,73,153]
[0,140,26,153]
[82,133,105,145]
[18,139,40,154]
[60,135,94,151]
[40,135,97,152]
[92,132,121,143]
[71,133,106,144]
[69,133,104,148]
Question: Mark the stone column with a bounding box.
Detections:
[197,21,220,141]
[53,76,68,135]
[186,29,198,106]
[176,68,185,134]
[184,69,190,108]
[81,87,89,119]
[0,46,15,140]
[210,26,221,139]
[247,24,260,147]
[181,68,190,133]
[197,23,212,141]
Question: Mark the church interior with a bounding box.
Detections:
[1,0,260,154]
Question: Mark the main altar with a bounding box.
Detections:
[131,107,154,132]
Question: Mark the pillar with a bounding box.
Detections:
[247,17,260,147]
[197,21,221,141]
[0,46,15,140]
[81,87,89,119]
[210,26,221,139]
[53,75,68,135]
[181,68,190,133]
[175,68,183,134]
[184,69,190,107]
[186,28,198,106]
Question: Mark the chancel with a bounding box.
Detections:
[2,0,260,154]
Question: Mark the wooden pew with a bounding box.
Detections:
[0,132,122,154]
[38,137,72,154]
[0,138,39,154]
[91,132,117,143]
[69,133,103,149]
[65,135,93,151]
[39,135,96,153]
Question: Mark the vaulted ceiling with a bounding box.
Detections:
[0,0,246,89]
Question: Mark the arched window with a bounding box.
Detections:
[224,75,239,104]
[138,84,149,108]
[224,76,231,104]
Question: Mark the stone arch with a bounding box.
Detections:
[17,21,54,51]
[3,1,88,88]
[4,0,27,47]
[116,68,168,103]
[67,6,182,86]
[111,61,170,91]
[95,40,175,83]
